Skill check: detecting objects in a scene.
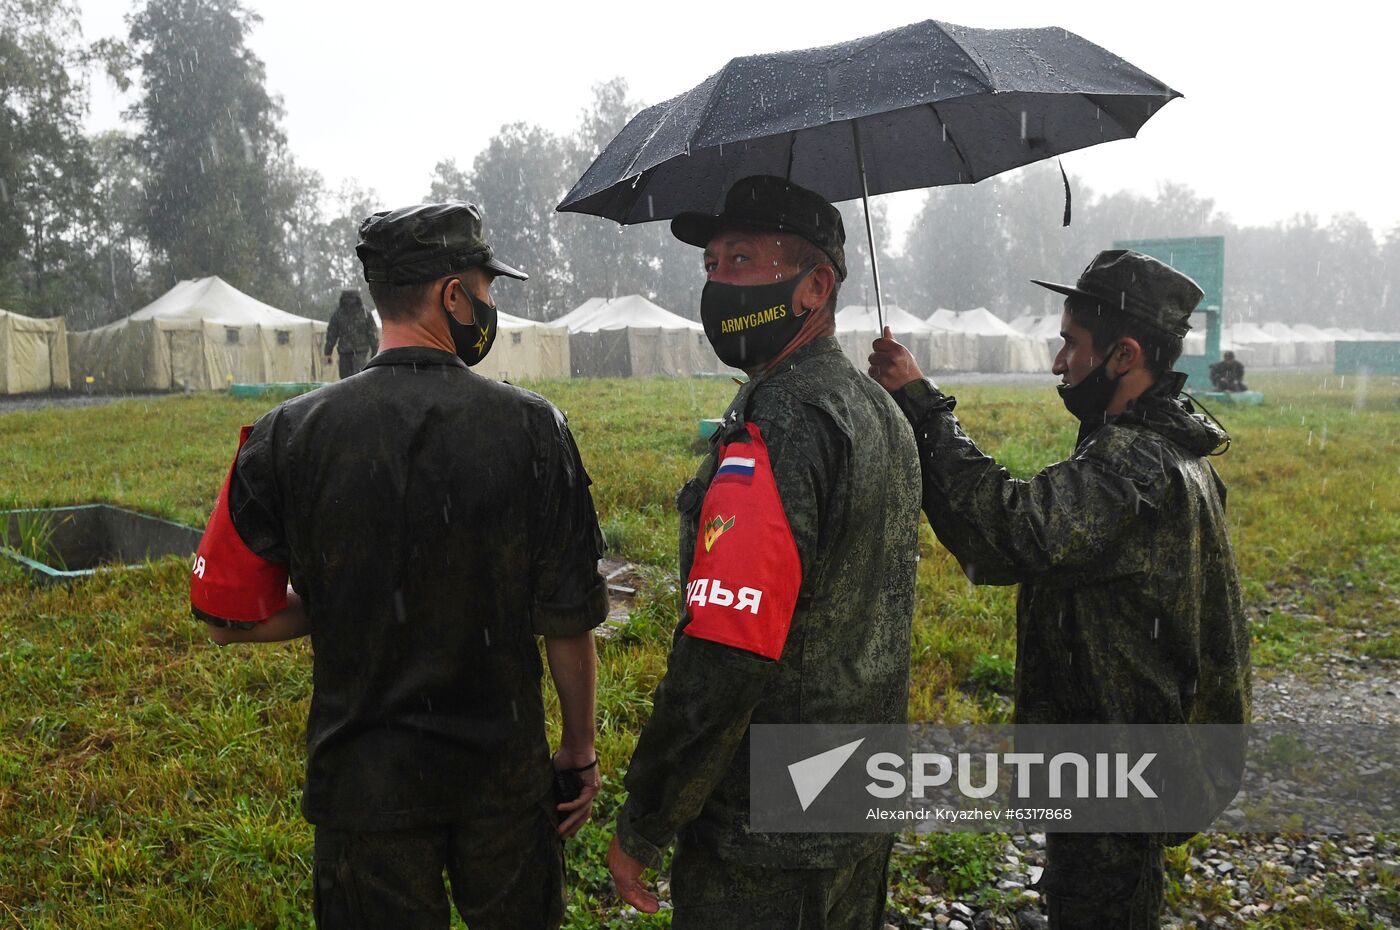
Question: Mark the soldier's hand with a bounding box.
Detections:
[322,354,332,366]
[553,748,600,839]
[868,325,925,393]
[607,835,660,913]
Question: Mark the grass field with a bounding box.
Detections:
[1,369,1397,928]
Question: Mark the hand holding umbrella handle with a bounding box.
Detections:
[868,325,925,394]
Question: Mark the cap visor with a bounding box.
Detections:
[484,256,529,281]
[671,212,720,249]
[1030,278,1090,301]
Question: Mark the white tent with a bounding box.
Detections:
[834,304,936,373]
[954,308,1048,372]
[1008,313,1041,334]
[551,295,720,377]
[68,277,332,391]
[1224,321,1294,367]
[923,308,981,372]
[468,309,571,381]
[1011,314,1064,364]
[0,308,70,394]
[1260,321,1329,366]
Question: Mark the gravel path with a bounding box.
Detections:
[0,390,172,416]
[884,658,1400,930]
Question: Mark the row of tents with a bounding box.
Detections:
[4,276,1398,394]
[1009,313,1400,369]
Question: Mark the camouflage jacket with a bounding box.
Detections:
[894,373,1251,728]
[617,337,921,869]
[324,302,379,356]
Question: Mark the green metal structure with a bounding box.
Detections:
[1113,236,1225,391]
[1335,342,1400,376]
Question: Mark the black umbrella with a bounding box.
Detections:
[557,19,1179,326]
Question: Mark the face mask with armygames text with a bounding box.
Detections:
[700,267,813,369]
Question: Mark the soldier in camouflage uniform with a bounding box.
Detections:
[607,176,921,929]
[323,288,379,378]
[868,250,1251,930]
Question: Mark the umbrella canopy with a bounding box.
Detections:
[559,19,1178,224]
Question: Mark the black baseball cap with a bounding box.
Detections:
[671,175,847,280]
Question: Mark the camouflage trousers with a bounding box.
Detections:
[1043,833,1165,930]
[338,350,370,379]
[311,800,563,930]
[668,836,893,930]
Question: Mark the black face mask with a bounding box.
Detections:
[1057,347,1121,441]
[445,293,497,367]
[700,267,813,370]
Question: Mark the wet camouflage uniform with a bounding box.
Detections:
[324,290,379,378]
[224,205,604,930]
[618,336,921,929]
[890,252,1250,930]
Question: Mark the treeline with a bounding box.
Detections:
[4,0,1397,331]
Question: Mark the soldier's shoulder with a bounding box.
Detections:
[486,379,572,432]
[1074,423,1180,489]
[747,375,843,440]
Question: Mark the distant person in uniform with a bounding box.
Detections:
[606,175,921,928]
[1209,350,1247,392]
[323,288,379,378]
[868,250,1250,930]
[190,202,608,929]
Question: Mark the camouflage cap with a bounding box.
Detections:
[671,175,847,280]
[356,201,528,285]
[1032,249,1202,338]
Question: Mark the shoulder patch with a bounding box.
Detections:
[682,422,801,661]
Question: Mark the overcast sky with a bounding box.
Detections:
[79,1,1399,248]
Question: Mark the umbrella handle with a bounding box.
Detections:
[852,120,884,331]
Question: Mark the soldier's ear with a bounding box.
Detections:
[442,277,474,325]
[798,264,836,314]
[1114,337,1144,373]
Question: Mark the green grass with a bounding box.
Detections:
[0,370,1397,927]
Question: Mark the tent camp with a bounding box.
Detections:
[468,310,571,381]
[68,277,332,391]
[834,304,936,372]
[922,308,981,372]
[0,308,70,394]
[952,307,1047,372]
[552,295,722,377]
[1009,314,1064,364]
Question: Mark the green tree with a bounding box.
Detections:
[0,0,103,315]
[126,0,290,297]
[1323,213,1382,331]
[897,176,1010,316]
[1380,226,1400,333]
[280,172,379,320]
[448,122,570,320]
[82,130,157,327]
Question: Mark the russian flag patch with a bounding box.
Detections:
[714,455,756,483]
